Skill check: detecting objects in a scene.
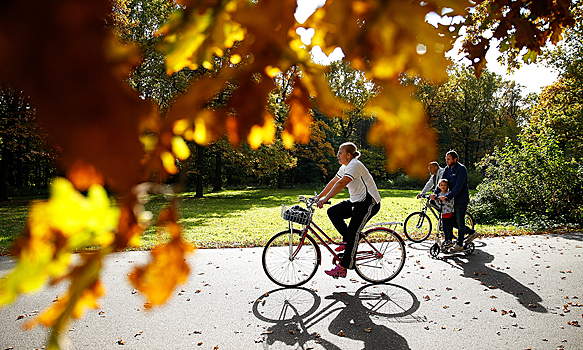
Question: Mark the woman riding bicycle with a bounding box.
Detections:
[316,142,381,278]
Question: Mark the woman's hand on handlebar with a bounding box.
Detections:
[317,198,332,208]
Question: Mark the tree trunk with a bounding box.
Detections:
[195,144,204,198]
[277,168,284,189]
[0,147,9,201]
[212,149,222,192]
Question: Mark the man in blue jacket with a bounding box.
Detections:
[430,150,478,252]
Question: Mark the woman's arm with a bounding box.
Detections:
[318,176,339,200]
[317,176,352,208]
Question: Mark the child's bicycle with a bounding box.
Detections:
[262,194,406,287]
[403,194,475,242]
[428,200,475,258]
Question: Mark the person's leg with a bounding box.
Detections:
[341,197,379,269]
[443,217,453,242]
[454,202,468,246]
[327,200,353,240]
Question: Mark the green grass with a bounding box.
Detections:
[0,188,578,254]
[141,188,421,249]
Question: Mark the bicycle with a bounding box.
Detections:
[403,194,475,243]
[262,195,406,287]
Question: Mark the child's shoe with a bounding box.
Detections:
[335,242,347,252]
[325,264,347,278]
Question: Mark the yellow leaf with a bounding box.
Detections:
[247,113,276,149]
[161,151,178,174]
[171,136,191,160]
[129,231,194,306]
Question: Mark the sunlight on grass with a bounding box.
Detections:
[1,188,579,252]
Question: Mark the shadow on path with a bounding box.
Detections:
[441,249,547,312]
[253,284,421,349]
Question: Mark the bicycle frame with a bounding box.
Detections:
[420,198,440,221]
[288,218,385,266]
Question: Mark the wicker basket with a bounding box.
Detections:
[281,204,312,225]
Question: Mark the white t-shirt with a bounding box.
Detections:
[335,159,381,204]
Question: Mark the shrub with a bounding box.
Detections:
[471,135,583,225]
[391,173,425,189]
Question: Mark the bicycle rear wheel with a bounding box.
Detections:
[452,211,475,239]
[465,211,475,230]
[262,229,320,287]
[403,211,432,242]
[354,227,406,283]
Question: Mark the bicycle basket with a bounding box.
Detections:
[281,204,312,225]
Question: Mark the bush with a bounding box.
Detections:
[471,135,583,225]
[391,173,425,189]
[467,169,483,190]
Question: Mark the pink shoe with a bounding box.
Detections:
[335,242,346,252]
[325,264,347,278]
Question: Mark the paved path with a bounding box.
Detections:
[1,233,582,350]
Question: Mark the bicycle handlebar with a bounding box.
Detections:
[299,194,330,208]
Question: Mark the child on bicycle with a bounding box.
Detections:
[437,178,455,249]
[316,142,381,278]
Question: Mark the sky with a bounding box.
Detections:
[294,0,558,96]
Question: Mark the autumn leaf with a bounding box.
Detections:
[129,202,194,306]
[0,179,118,306]
[0,0,152,193]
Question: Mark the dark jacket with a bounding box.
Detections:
[435,162,470,205]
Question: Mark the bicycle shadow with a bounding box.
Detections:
[253,284,421,349]
[326,291,411,350]
[439,249,547,313]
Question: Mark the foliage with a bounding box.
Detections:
[462,0,575,75]
[324,61,380,141]
[527,2,583,162]
[471,134,583,225]
[0,0,576,348]
[0,86,57,201]
[412,65,526,168]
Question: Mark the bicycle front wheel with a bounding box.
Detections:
[403,211,432,242]
[262,229,320,287]
[354,228,406,283]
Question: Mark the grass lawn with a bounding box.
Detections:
[0,188,577,253]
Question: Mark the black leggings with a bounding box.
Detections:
[327,193,380,269]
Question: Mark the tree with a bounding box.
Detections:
[413,66,525,167]
[324,61,380,142]
[526,2,583,162]
[0,1,575,348]
[0,86,56,201]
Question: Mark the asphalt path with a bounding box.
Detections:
[1,233,582,350]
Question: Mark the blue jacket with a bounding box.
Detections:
[435,162,470,205]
